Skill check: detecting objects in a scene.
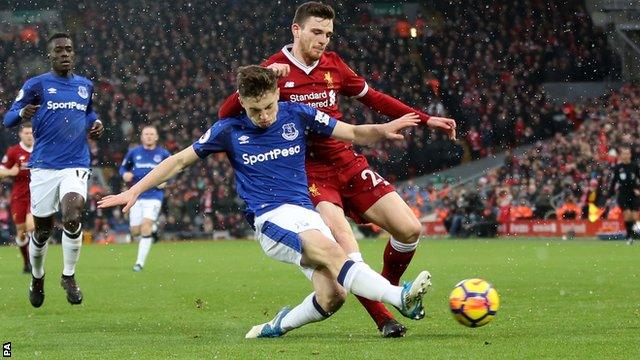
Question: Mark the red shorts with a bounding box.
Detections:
[307,157,395,224]
[10,197,30,224]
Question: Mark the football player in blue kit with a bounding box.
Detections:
[3,33,104,307]
[119,125,171,271]
[98,66,431,338]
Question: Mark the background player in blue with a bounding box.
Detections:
[99,66,432,338]
[119,125,171,271]
[3,33,104,308]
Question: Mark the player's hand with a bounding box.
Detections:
[382,113,421,140]
[426,116,457,140]
[7,164,20,176]
[122,172,134,183]
[89,120,104,140]
[267,63,290,78]
[98,189,138,213]
[19,104,40,120]
[635,189,640,196]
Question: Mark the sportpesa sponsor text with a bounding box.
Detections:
[46,101,88,111]
[242,145,302,165]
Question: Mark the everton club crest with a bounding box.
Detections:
[78,86,89,99]
[282,123,299,140]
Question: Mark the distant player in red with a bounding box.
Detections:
[0,122,34,273]
[219,2,456,337]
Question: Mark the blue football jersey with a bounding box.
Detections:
[119,145,171,200]
[3,72,98,169]
[192,102,337,223]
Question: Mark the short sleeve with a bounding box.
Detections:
[9,78,40,112]
[335,56,368,98]
[192,121,230,158]
[1,148,15,169]
[290,103,337,137]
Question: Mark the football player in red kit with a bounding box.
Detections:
[0,122,34,273]
[219,2,456,337]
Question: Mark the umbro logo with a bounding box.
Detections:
[284,81,295,88]
[47,87,57,94]
[238,135,250,144]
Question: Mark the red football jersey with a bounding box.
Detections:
[1,143,31,201]
[262,45,369,172]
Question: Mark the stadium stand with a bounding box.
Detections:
[0,0,623,239]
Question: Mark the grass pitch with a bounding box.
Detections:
[0,237,638,359]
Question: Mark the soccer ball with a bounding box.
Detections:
[449,278,500,327]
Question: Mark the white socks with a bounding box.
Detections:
[62,224,83,276]
[280,292,330,331]
[389,237,419,253]
[337,260,402,308]
[29,234,49,279]
[136,236,153,266]
[347,251,364,262]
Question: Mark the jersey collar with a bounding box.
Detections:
[281,44,320,75]
[19,142,33,153]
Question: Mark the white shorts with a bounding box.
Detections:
[129,199,162,227]
[254,204,335,280]
[30,168,90,217]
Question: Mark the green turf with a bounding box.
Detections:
[0,238,638,359]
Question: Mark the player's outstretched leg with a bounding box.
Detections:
[348,252,406,337]
[246,268,346,339]
[300,231,431,321]
[316,202,406,337]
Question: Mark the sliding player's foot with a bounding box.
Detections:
[245,307,291,338]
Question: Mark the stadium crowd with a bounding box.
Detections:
[0,0,623,240]
[399,84,640,237]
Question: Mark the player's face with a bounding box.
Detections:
[240,89,280,128]
[293,17,334,62]
[19,127,34,147]
[48,38,75,74]
[141,127,159,147]
[620,149,632,163]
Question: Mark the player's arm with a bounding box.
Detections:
[297,103,417,145]
[3,79,40,128]
[99,146,199,212]
[359,88,456,140]
[0,151,19,178]
[85,85,104,139]
[118,150,134,183]
[330,114,419,146]
[336,57,456,139]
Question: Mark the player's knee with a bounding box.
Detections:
[34,228,52,243]
[315,287,347,313]
[396,218,422,243]
[62,218,81,233]
[140,223,153,236]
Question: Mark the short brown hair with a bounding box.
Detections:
[20,121,32,130]
[293,2,335,25]
[236,65,278,98]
